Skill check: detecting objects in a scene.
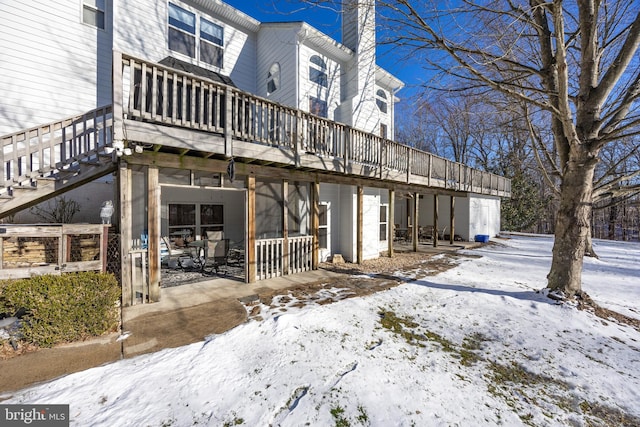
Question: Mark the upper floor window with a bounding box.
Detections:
[168,3,224,68]
[376,89,388,114]
[267,63,280,94]
[309,55,328,87]
[200,18,224,67]
[82,0,105,29]
[309,96,327,118]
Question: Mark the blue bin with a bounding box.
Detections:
[475,234,490,243]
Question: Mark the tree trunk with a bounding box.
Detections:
[584,230,599,259]
[546,152,597,297]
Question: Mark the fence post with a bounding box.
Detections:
[101,225,109,272]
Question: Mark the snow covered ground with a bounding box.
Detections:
[3,234,639,426]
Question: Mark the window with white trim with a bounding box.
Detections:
[168,2,224,68]
[82,0,105,29]
[376,89,388,114]
[200,18,224,67]
[379,204,388,241]
[267,63,280,94]
[319,203,329,249]
[309,55,328,87]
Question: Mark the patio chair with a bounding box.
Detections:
[206,238,230,274]
[161,236,190,268]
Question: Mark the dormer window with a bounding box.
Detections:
[267,63,280,94]
[376,89,388,114]
[309,55,328,87]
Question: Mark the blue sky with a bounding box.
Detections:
[223,0,420,97]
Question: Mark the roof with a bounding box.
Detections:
[158,57,236,87]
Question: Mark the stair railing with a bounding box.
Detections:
[0,106,114,197]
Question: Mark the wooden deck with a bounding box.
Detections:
[113,52,510,198]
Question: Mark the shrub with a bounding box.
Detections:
[0,272,120,347]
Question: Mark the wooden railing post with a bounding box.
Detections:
[343,127,350,174]
[225,87,233,158]
[112,51,124,145]
[294,110,302,167]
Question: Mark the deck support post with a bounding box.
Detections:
[450,196,455,245]
[311,180,320,270]
[247,175,256,283]
[148,166,160,302]
[282,180,289,275]
[119,162,133,306]
[388,189,395,257]
[433,193,439,248]
[357,185,363,264]
[413,192,419,252]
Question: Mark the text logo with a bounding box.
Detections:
[1,405,69,426]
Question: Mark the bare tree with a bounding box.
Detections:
[29,196,81,223]
[374,0,640,299]
[294,0,640,298]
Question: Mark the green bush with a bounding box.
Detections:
[0,272,120,347]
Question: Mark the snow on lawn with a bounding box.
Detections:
[3,234,640,426]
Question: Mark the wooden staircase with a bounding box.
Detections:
[0,106,117,219]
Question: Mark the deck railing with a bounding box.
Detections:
[255,235,313,281]
[117,53,510,197]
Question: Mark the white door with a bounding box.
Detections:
[319,202,331,261]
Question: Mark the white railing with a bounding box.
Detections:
[129,239,150,305]
[255,235,313,281]
[256,237,283,280]
[288,235,313,274]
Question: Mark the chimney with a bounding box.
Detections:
[341,0,378,133]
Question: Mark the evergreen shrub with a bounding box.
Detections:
[0,272,120,347]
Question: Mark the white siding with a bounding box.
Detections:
[115,0,257,92]
[12,181,115,224]
[468,195,501,240]
[0,0,112,135]
[256,25,299,107]
[418,194,456,239]
[298,44,341,120]
[415,194,501,241]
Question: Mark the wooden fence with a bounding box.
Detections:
[0,224,109,280]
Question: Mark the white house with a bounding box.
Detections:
[0,0,509,304]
